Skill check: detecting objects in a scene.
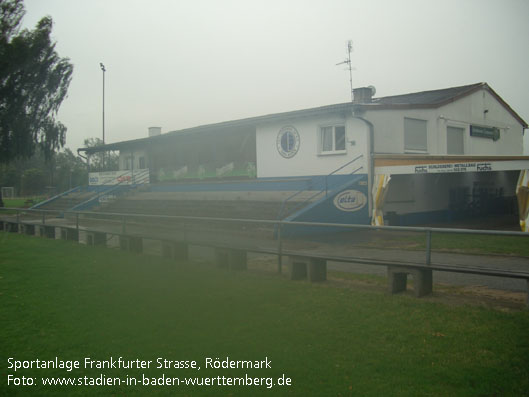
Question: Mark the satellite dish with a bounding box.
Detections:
[368,85,376,97]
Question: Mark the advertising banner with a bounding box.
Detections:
[88,169,150,186]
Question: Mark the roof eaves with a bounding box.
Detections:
[483,84,528,128]
[79,102,354,153]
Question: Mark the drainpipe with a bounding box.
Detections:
[352,113,375,214]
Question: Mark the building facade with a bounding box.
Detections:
[79,83,529,229]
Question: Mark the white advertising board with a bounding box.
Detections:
[375,160,529,175]
[88,169,150,186]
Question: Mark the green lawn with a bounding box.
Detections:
[1,233,529,396]
[1,197,44,215]
[3,197,44,208]
[359,231,529,257]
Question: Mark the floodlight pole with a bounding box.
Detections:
[100,62,106,168]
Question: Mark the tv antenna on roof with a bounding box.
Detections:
[336,40,355,101]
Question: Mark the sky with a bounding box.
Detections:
[22,0,529,153]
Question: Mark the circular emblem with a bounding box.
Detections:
[333,190,367,212]
[276,126,300,158]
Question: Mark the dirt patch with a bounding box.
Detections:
[248,255,527,311]
[327,275,527,311]
[427,283,527,311]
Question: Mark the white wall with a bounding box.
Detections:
[118,149,147,171]
[366,108,437,154]
[255,113,369,178]
[437,90,523,155]
[365,88,524,156]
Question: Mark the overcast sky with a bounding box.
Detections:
[22,0,529,153]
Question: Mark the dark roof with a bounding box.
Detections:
[79,102,353,154]
[374,82,484,106]
[79,82,527,154]
[360,82,527,127]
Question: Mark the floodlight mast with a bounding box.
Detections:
[336,40,354,101]
[100,62,106,168]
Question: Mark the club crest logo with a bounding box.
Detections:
[276,126,300,158]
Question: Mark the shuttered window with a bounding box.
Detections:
[447,126,464,155]
[404,118,427,152]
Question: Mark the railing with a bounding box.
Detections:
[324,154,364,196]
[71,180,131,212]
[30,185,82,210]
[276,155,364,221]
[2,207,529,307]
[3,206,527,274]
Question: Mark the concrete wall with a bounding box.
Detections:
[255,113,369,178]
[365,88,524,156]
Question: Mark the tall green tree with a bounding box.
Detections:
[83,138,119,172]
[0,147,88,197]
[0,0,73,164]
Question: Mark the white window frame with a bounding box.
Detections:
[404,117,428,153]
[319,125,347,155]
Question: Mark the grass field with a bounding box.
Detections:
[358,231,529,257]
[1,233,529,396]
[2,197,44,208]
[1,197,44,215]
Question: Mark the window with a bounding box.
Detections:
[123,157,132,170]
[447,126,464,155]
[404,118,427,152]
[320,125,346,153]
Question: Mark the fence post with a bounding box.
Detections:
[277,222,283,274]
[122,216,126,234]
[16,209,20,225]
[426,230,432,265]
[76,213,79,234]
[42,211,46,225]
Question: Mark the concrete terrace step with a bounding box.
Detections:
[128,190,323,203]
[37,191,97,211]
[98,198,291,220]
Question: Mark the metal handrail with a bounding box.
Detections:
[2,206,528,236]
[30,185,82,210]
[73,180,130,211]
[277,154,364,221]
[324,154,363,196]
[2,206,528,278]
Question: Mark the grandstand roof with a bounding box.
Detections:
[79,82,526,155]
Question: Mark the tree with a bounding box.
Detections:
[83,138,119,172]
[20,167,44,195]
[0,0,73,164]
[0,146,87,196]
[53,148,87,191]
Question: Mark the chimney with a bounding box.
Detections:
[353,86,376,104]
[148,126,161,137]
